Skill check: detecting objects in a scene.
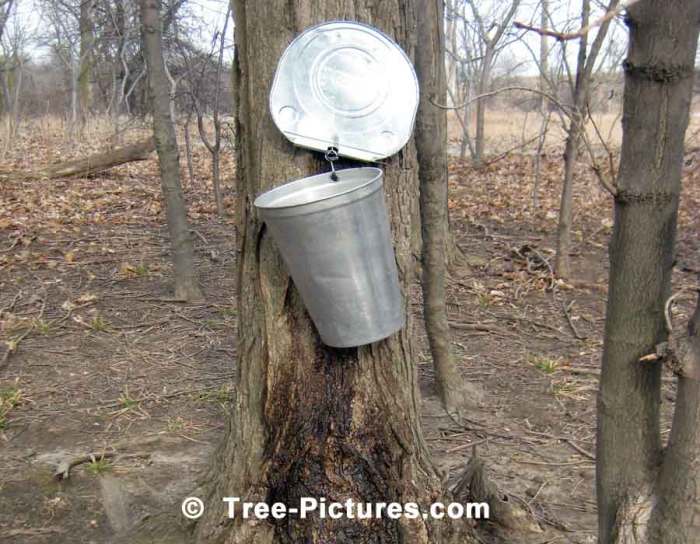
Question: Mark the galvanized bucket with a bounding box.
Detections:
[254,167,404,348]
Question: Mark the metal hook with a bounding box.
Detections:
[325,146,339,181]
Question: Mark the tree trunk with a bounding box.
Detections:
[596,1,700,542]
[5,137,155,180]
[184,117,195,187]
[555,117,580,278]
[194,2,477,543]
[139,0,202,302]
[414,0,480,414]
[473,53,492,167]
[555,0,619,278]
[554,0,589,279]
[78,0,94,126]
[212,148,223,217]
[532,0,549,209]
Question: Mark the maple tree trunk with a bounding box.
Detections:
[596,1,700,542]
[415,0,479,414]
[13,137,155,180]
[194,2,477,543]
[139,0,202,302]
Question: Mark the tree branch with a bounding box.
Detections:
[514,0,638,42]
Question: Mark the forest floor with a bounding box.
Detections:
[0,120,699,543]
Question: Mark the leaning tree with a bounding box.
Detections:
[193,2,481,543]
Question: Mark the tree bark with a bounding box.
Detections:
[532,0,549,209]
[554,0,589,279]
[139,0,202,302]
[184,117,196,187]
[194,2,478,543]
[414,0,480,414]
[596,1,700,542]
[78,0,94,125]
[473,53,492,167]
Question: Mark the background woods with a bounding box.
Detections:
[0,1,699,543]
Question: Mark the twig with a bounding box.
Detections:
[0,295,46,371]
[482,133,543,167]
[562,300,587,340]
[446,437,489,454]
[0,291,22,316]
[514,0,635,42]
[431,86,570,115]
[514,458,593,467]
[581,130,618,197]
[53,451,151,480]
[527,430,596,461]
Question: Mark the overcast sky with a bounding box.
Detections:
[10,0,628,77]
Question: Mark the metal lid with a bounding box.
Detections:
[269,21,419,162]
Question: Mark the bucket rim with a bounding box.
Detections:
[254,167,383,210]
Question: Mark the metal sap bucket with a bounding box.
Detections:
[254,167,404,348]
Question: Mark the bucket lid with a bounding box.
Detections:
[269,21,419,162]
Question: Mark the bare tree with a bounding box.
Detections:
[0,0,14,42]
[78,0,95,124]
[532,0,550,209]
[445,0,521,164]
[553,0,619,278]
[415,0,481,414]
[596,1,700,542]
[0,5,27,153]
[465,0,521,167]
[139,0,201,302]
[194,4,230,217]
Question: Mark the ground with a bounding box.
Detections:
[0,117,698,543]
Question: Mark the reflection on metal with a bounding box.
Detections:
[270,21,419,162]
[254,168,405,348]
[259,21,416,347]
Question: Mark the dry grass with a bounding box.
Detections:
[448,103,700,157]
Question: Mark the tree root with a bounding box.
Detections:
[453,447,543,538]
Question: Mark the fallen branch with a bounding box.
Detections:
[562,299,587,340]
[3,138,155,181]
[53,450,151,480]
[0,295,46,371]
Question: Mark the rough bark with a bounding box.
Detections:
[648,296,700,541]
[139,0,202,302]
[4,138,155,180]
[194,2,478,543]
[596,2,700,542]
[414,0,481,414]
